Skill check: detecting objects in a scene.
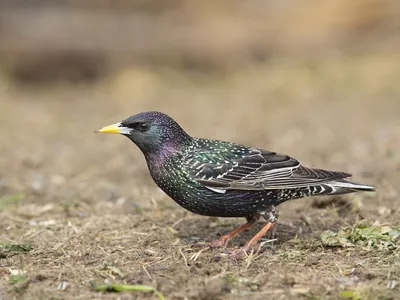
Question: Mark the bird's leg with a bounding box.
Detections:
[210,215,258,248]
[230,206,279,259]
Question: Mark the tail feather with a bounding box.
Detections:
[321,180,375,195]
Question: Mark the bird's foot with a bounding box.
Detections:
[210,238,228,248]
[209,219,257,249]
[227,248,248,260]
[211,246,250,261]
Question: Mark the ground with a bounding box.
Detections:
[0,54,399,299]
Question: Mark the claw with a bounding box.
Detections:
[228,248,248,260]
[210,247,249,261]
[210,239,227,248]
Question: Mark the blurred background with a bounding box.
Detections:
[0,0,399,214]
[1,1,400,298]
[1,0,400,80]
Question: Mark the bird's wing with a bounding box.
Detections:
[184,143,351,192]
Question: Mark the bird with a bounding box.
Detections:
[96,111,375,259]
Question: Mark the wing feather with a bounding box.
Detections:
[184,140,351,192]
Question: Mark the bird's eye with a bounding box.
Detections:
[137,122,150,131]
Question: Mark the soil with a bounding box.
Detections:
[0,55,399,299]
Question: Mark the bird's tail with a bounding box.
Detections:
[320,179,375,195]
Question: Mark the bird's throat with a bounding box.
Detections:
[145,144,180,169]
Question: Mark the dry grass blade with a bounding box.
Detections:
[190,247,210,261]
[178,247,190,272]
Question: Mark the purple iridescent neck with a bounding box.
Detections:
[145,140,187,169]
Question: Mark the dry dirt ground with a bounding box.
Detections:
[0,55,399,299]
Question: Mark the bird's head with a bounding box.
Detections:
[96,111,192,154]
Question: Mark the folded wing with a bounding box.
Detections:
[184,144,351,192]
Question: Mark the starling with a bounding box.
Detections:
[96,111,375,258]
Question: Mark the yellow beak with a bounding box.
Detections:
[95,122,131,134]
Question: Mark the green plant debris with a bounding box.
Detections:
[90,281,165,300]
[222,273,238,285]
[0,242,33,252]
[94,262,125,280]
[339,290,360,300]
[9,274,28,284]
[279,250,307,263]
[0,194,22,211]
[9,274,29,293]
[338,288,390,300]
[321,222,400,251]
